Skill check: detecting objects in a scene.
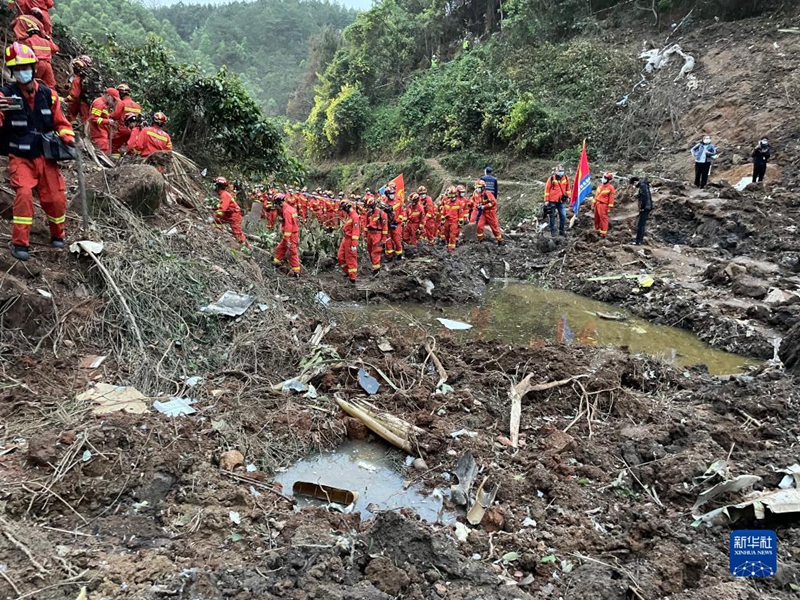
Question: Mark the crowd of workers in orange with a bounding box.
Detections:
[210,174,506,284]
[1,0,173,261]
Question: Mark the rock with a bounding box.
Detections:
[219,449,245,471]
[27,433,60,468]
[344,417,368,440]
[723,262,747,280]
[59,430,77,445]
[434,583,448,596]
[764,288,792,306]
[542,428,576,455]
[365,556,411,596]
[133,471,176,507]
[412,458,428,471]
[731,276,768,299]
[480,506,505,533]
[720,234,740,250]
[780,322,800,375]
[780,252,800,273]
[746,304,771,321]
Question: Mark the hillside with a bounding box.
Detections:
[55,0,357,116]
[154,0,357,115]
[296,0,793,165]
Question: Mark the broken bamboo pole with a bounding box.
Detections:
[335,397,414,454]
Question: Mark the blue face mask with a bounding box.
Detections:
[14,69,34,84]
[556,171,565,177]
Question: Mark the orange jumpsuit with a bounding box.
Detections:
[24,34,58,89]
[592,182,615,237]
[12,14,44,41]
[16,0,53,36]
[111,96,142,155]
[422,195,437,244]
[1,81,74,248]
[131,126,172,157]
[385,197,405,259]
[338,208,361,282]
[403,200,424,246]
[66,74,90,122]
[441,197,464,253]
[89,96,115,155]
[365,207,388,273]
[273,202,300,274]
[474,190,503,242]
[214,189,245,243]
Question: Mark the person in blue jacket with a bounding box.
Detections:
[480,166,498,198]
[691,136,717,188]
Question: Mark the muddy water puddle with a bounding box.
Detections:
[341,282,757,375]
[274,440,452,523]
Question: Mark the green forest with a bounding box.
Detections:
[54,0,357,116]
[51,0,786,181]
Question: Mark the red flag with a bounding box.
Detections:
[389,174,405,202]
[571,140,591,213]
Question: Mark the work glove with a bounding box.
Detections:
[61,134,75,146]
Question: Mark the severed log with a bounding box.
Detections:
[335,397,414,454]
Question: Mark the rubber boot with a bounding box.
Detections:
[51,238,65,248]
[11,245,30,261]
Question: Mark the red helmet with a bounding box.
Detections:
[213,176,229,188]
[74,55,93,69]
[418,186,427,194]
[603,171,614,180]
[475,179,486,189]
[152,112,168,125]
[30,6,42,16]
[5,42,37,68]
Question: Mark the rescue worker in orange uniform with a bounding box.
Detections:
[338,201,361,284]
[14,0,53,37]
[403,193,424,246]
[441,186,464,253]
[365,194,388,277]
[473,180,504,244]
[121,113,142,153]
[12,13,44,42]
[0,42,75,261]
[544,164,571,237]
[131,112,173,158]
[273,193,301,277]
[212,177,245,243]
[89,88,118,156]
[592,171,616,238]
[111,83,141,157]
[419,186,435,245]
[66,55,92,123]
[383,184,405,261]
[19,22,57,89]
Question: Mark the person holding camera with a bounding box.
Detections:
[544,164,571,237]
[0,42,75,261]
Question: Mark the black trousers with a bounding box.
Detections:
[636,209,651,244]
[694,162,711,188]
[753,164,767,183]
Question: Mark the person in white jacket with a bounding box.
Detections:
[691,136,718,188]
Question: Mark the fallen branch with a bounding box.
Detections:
[84,248,146,355]
[424,338,448,391]
[335,397,414,454]
[509,374,589,447]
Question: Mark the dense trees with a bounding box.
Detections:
[55,0,357,116]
